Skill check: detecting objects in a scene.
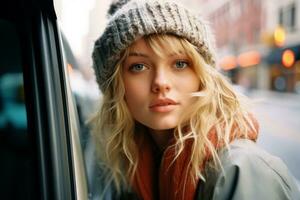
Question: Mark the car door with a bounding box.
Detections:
[0,0,88,199]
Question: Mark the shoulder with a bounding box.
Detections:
[197,139,300,200]
[221,139,293,185]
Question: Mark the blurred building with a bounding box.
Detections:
[265,0,300,93]
[197,0,300,93]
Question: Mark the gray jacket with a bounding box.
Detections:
[196,139,300,200]
[90,139,300,199]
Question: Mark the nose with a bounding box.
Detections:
[151,69,171,93]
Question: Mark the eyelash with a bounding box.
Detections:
[174,60,190,69]
[129,63,148,72]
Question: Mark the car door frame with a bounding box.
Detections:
[1,0,89,199]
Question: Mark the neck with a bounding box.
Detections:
[148,129,174,152]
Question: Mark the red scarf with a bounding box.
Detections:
[132,118,259,200]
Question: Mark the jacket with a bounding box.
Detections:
[92,139,300,200]
[196,139,300,200]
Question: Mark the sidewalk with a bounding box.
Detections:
[233,85,300,108]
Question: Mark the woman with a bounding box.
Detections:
[91,0,300,199]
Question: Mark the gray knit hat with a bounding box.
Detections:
[92,0,217,92]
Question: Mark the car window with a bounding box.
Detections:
[60,34,102,199]
[0,19,37,199]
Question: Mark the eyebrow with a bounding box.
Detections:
[128,52,149,57]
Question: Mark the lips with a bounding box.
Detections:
[149,98,179,112]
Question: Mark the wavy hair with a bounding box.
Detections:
[90,34,257,194]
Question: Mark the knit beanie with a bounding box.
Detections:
[92,0,217,92]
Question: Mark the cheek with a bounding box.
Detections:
[176,71,200,92]
[123,78,149,106]
[191,76,201,91]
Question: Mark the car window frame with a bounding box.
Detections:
[0,0,89,199]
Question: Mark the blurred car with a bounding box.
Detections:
[0,0,89,199]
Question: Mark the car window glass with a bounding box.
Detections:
[61,36,102,199]
[0,19,37,199]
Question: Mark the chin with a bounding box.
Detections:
[147,121,178,131]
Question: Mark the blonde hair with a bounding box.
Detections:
[90,34,257,194]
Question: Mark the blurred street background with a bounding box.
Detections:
[53,0,300,186]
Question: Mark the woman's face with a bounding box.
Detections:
[122,37,200,132]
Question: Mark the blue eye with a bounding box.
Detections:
[175,60,189,68]
[175,60,189,69]
[129,63,147,72]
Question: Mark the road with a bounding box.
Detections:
[244,89,300,186]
